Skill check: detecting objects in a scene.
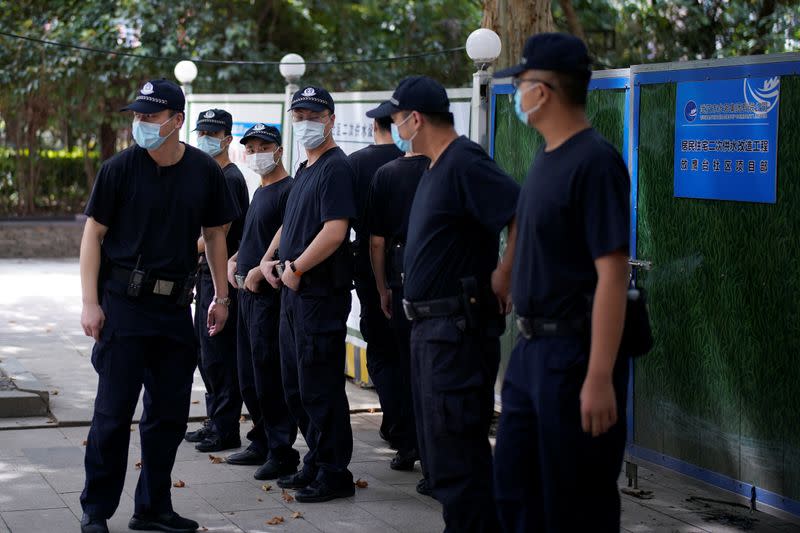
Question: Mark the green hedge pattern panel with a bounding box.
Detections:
[635,77,800,500]
[492,88,627,397]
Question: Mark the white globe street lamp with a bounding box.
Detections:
[279,54,306,172]
[279,53,306,83]
[466,28,502,67]
[466,28,502,149]
[174,60,198,94]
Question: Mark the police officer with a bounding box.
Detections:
[79,79,238,533]
[347,113,404,448]
[223,124,300,479]
[368,76,520,531]
[185,108,249,453]
[261,86,356,503]
[491,34,631,532]
[363,130,428,476]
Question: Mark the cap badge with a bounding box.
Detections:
[141,82,154,95]
[302,87,316,97]
[204,110,215,118]
[389,97,400,106]
[253,123,265,131]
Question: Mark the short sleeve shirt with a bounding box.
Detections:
[222,163,250,257]
[237,177,293,275]
[403,136,520,301]
[279,147,357,262]
[512,128,630,319]
[367,155,429,244]
[348,143,403,244]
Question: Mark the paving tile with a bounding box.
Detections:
[293,500,399,533]
[171,458,251,485]
[351,460,424,486]
[346,474,414,503]
[0,429,73,453]
[39,466,86,494]
[389,482,441,509]
[355,499,445,533]
[190,481,287,513]
[226,508,321,532]
[0,471,65,512]
[1,507,77,532]
[61,490,138,533]
[23,445,85,468]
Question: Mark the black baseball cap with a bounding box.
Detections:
[494,33,592,79]
[194,109,232,133]
[240,123,282,146]
[121,79,185,113]
[366,76,450,118]
[289,86,335,114]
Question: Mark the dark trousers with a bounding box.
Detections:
[410,317,500,533]
[354,276,406,444]
[194,270,242,439]
[494,336,629,533]
[236,288,299,463]
[387,284,418,455]
[81,331,195,518]
[279,286,353,486]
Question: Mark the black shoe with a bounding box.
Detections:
[128,510,199,532]
[294,479,355,503]
[80,514,109,533]
[277,470,315,489]
[184,420,212,443]
[225,447,266,466]
[194,433,241,453]
[390,449,419,471]
[416,477,433,497]
[254,459,300,481]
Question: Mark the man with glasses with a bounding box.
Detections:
[261,86,357,503]
[185,108,249,454]
[79,79,237,533]
[492,33,631,532]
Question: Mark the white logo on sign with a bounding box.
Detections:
[204,110,215,118]
[141,82,154,95]
[744,77,780,114]
[302,87,316,96]
[253,123,265,131]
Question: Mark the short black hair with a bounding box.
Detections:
[375,116,393,132]
[552,71,590,107]
[421,111,454,127]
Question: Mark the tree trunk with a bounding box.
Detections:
[99,121,116,162]
[558,0,586,42]
[482,0,555,70]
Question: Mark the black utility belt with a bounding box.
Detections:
[401,276,498,331]
[402,297,461,321]
[109,266,196,306]
[516,316,586,340]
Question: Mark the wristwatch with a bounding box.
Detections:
[290,261,303,277]
[213,296,231,307]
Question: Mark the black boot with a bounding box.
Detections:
[128,510,199,532]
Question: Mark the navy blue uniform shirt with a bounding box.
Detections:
[237,176,293,276]
[512,128,630,320]
[222,163,250,258]
[280,147,357,263]
[367,155,429,244]
[403,136,520,301]
[348,143,403,248]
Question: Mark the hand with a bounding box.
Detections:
[227,259,237,288]
[580,374,618,437]
[491,266,513,315]
[207,300,229,337]
[281,260,301,291]
[245,266,264,293]
[262,259,283,289]
[379,289,393,319]
[81,303,105,342]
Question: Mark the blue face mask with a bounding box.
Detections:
[294,119,329,149]
[197,135,224,157]
[132,115,177,150]
[514,85,541,126]
[391,114,417,153]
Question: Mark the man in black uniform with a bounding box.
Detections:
[347,114,404,448]
[261,86,356,503]
[365,141,429,475]
[79,79,238,533]
[368,76,520,531]
[185,108,249,453]
[223,124,300,480]
[492,34,631,532]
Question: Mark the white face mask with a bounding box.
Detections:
[294,119,329,149]
[246,152,277,175]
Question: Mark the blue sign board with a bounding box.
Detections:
[674,77,780,203]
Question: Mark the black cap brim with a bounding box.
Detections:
[493,63,527,79]
[120,101,170,114]
[289,102,329,113]
[194,124,226,133]
[365,100,399,119]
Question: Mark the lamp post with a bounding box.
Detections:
[465,29,501,150]
[279,53,306,171]
[174,60,198,143]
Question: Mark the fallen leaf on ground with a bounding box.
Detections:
[191,400,200,404]
[130,426,136,432]
[135,461,142,469]
[82,440,88,446]
[367,408,376,413]
[266,516,285,525]
[257,497,263,502]
[208,454,225,464]
[199,528,208,532]
[355,478,369,488]
[261,484,272,492]
[291,511,303,519]
[45,328,52,333]
[173,480,185,488]
[239,415,247,422]
[51,390,59,395]
[281,489,295,502]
